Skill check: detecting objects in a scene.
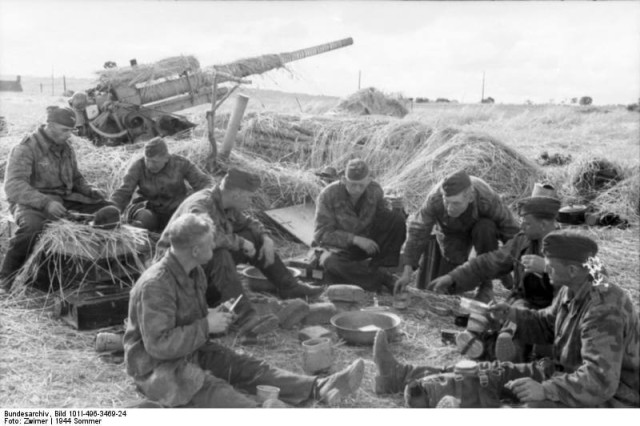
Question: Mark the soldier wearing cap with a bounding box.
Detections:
[429,183,562,362]
[313,158,407,292]
[125,213,365,408]
[110,137,213,232]
[396,170,519,302]
[0,106,111,292]
[373,230,640,407]
[156,167,323,336]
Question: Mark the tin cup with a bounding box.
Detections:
[393,291,410,310]
[95,332,124,352]
[302,338,333,374]
[256,385,281,403]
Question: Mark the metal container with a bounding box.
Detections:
[256,385,280,403]
[558,204,588,225]
[302,337,333,374]
[242,266,302,293]
[330,311,402,345]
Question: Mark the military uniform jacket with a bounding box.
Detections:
[314,180,387,249]
[448,232,554,308]
[157,185,267,254]
[124,252,210,407]
[3,126,93,210]
[514,281,640,407]
[111,155,212,215]
[401,176,519,267]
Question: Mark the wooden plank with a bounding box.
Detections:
[264,203,316,247]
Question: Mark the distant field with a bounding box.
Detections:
[0,85,638,408]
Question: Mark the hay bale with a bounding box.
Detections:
[335,87,409,118]
[12,220,152,296]
[569,157,624,200]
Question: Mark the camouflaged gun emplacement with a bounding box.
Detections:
[84,38,353,145]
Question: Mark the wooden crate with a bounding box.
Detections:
[56,283,131,330]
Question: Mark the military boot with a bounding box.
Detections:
[374,330,442,395]
[314,359,365,405]
[260,255,324,300]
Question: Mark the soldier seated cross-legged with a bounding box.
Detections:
[125,213,365,408]
[373,230,640,408]
[156,167,324,336]
[313,158,407,293]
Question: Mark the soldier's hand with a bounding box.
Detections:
[394,272,412,295]
[505,378,545,402]
[428,275,454,294]
[488,301,512,322]
[240,238,256,258]
[89,188,107,200]
[353,236,379,256]
[258,236,276,266]
[206,307,234,334]
[521,255,545,275]
[46,201,67,218]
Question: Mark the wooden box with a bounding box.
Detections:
[56,284,131,330]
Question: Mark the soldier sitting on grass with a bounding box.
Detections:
[124,212,365,408]
[313,158,407,292]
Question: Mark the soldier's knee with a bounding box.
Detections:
[16,215,47,235]
[133,208,159,231]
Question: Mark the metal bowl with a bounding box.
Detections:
[242,266,302,293]
[330,311,402,345]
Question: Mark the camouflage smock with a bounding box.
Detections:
[157,185,268,254]
[3,126,94,210]
[313,180,387,249]
[514,280,640,407]
[124,252,210,407]
[111,155,212,215]
[401,176,519,267]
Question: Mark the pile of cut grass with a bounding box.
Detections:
[97,55,201,87]
[335,87,409,118]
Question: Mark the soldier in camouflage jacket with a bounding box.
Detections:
[110,137,212,232]
[313,159,406,292]
[0,107,110,290]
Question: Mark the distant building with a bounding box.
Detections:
[0,75,23,92]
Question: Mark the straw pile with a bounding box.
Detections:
[381,131,544,212]
[11,220,152,298]
[593,168,640,223]
[96,55,201,87]
[238,112,434,170]
[335,87,409,118]
[569,157,624,200]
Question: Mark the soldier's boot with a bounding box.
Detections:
[373,330,442,395]
[314,359,365,405]
[260,255,324,300]
[473,280,494,304]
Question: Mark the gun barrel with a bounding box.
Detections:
[210,37,353,82]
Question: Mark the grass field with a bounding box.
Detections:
[0,83,638,409]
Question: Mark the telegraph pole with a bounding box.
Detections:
[358,70,361,90]
[481,71,485,102]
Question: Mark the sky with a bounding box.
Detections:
[0,0,639,105]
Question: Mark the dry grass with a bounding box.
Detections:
[0,91,639,409]
[97,55,201,87]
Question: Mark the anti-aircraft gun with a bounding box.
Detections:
[81,38,353,145]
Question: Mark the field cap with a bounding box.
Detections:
[542,230,598,263]
[92,206,121,230]
[47,106,76,128]
[316,166,338,179]
[144,137,169,158]
[519,183,561,218]
[442,170,471,196]
[225,168,261,192]
[345,159,369,182]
